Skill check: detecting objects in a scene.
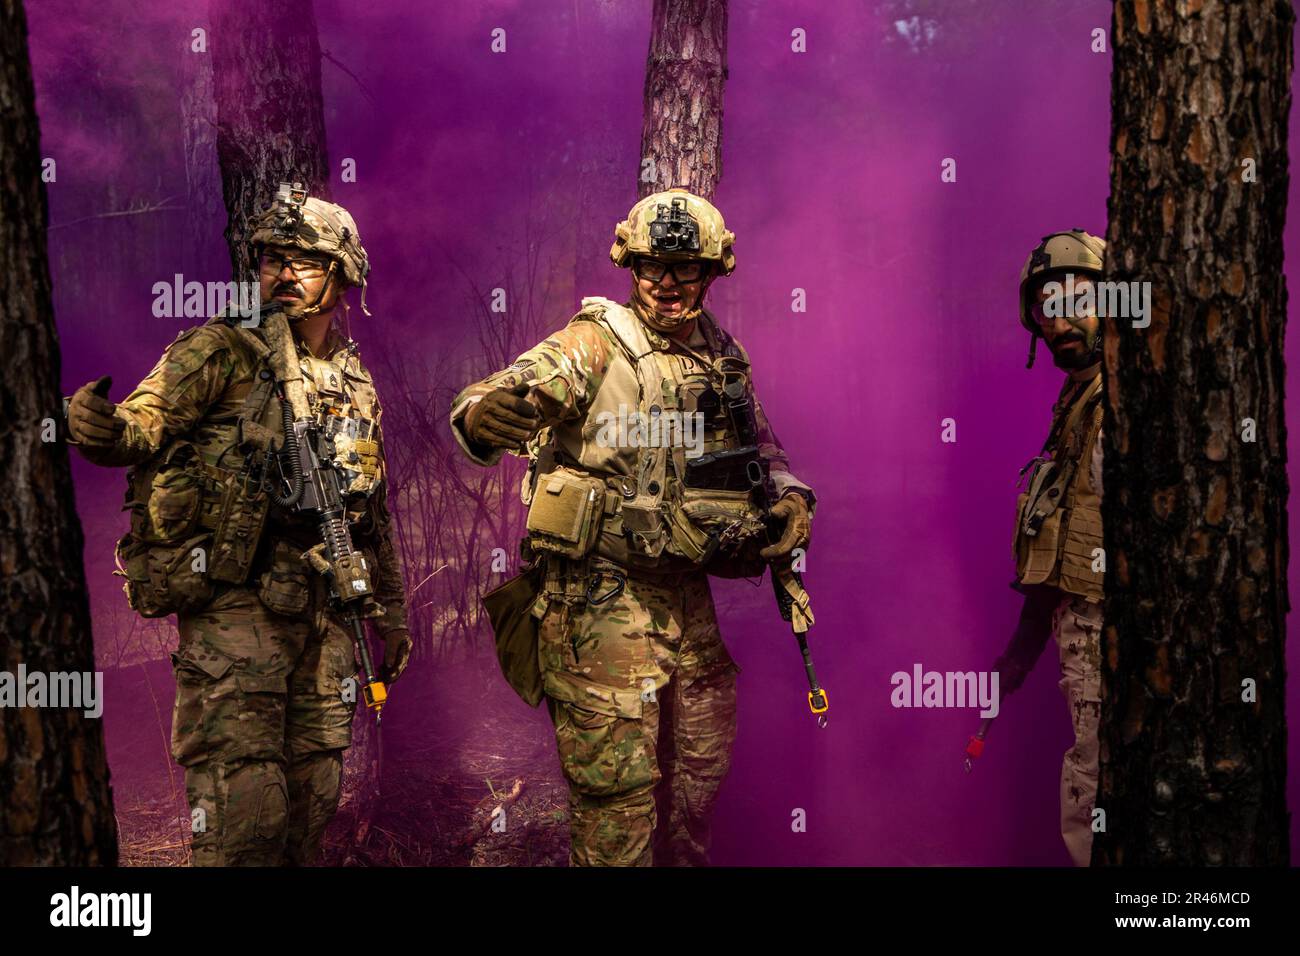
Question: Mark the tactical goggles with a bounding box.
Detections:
[633,257,707,284]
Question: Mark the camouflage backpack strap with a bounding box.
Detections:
[585,297,670,556]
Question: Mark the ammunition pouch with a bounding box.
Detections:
[481,559,546,708]
[525,466,606,559]
[683,446,763,493]
[146,453,204,541]
[208,470,271,584]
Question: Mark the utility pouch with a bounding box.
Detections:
[117,532,215,619]
[256,540,312,617]
[667,487,765,568]
[525,466,605,559]
[482,561,546,707]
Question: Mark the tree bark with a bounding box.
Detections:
[0,0,117,866]
[180,26,227,277]
[209,0,331,281]
[639,0,728,200]
[1097,0,1292,866]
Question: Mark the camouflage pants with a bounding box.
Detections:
[1053,594,1102,867]
[539,569,738,867]
[171,578,358,866]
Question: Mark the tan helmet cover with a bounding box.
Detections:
[250,188,371,289]
[1018,229,1106,333]
[610,188,736,275]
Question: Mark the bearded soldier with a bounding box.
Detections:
[992,230,1106,866]
[65,186,411,866]
[451,189,815,866]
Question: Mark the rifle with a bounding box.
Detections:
[263,305,388,722]
[686,357,828,727]
[747,457,828,727]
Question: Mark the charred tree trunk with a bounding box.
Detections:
[1096,0,1292,866]
[0,0,117,866]
[639,0,728,200]
[209,0,331,281]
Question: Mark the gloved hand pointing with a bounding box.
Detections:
[464,382,542,450]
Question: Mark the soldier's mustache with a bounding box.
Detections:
[273,284,302,298]
[1052,331,1086,347]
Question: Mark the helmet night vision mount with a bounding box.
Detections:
[648,197,702,255]
[271,181,309,241]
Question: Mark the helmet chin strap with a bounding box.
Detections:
[630,272,716,332]
[288,261,338,320]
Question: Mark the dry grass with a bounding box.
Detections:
[114,656,571,868]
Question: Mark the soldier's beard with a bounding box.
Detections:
[1048,331,1100,370]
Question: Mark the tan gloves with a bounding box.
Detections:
[463,382,542,451]
[760,492,812,560]
[67,376,124,448]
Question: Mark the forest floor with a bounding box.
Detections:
[106,651,571,867]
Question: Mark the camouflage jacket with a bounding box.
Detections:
[76,318,408,635]
[451,297,812,581]
[451,301,811,498]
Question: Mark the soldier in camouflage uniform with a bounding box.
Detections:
[66,187,411,866]
[995,230,1106,867]
[451,189,814,866]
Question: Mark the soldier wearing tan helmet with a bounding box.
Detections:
[990,229,1106,866]
[451,188,814,866]
[66,183,411,865]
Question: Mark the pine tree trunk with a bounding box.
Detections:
[639,0,728,200]
[1097,0,1293,866]
[0,0,118,866]
[180,28,226,277]
[209,0,331,281]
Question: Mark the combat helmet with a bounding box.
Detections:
[610,188,736,276]
[1018,229,1106,368]
[250,182,372,314]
